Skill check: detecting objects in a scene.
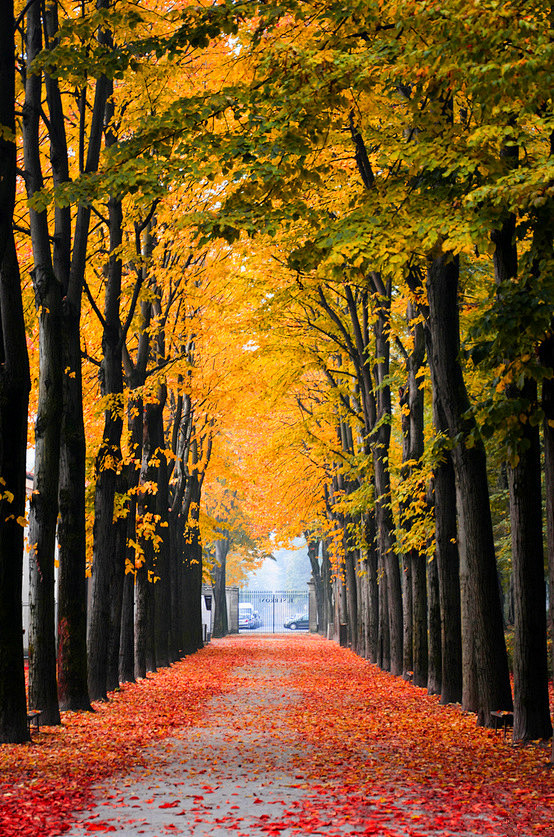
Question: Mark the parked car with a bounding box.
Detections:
[239,604,263,630]
[283,613,309,631]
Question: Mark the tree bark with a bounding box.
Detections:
[434,448,462,705]
[541,337,554,762]
[321,538,334,638]
[412,552,428,688]
[427,551,442,695]
[119,571,135,683]
[212,538,229,638]
[372,278,403,674]
[23,0,62,727]
[362,511,379,663]
[307,537,324,633]
[426,248,512,725]
[56,1,111,712]
[153,393,170,668]
[0,5,29,740]
[507,390,552,740]
[493,214,551,741]
[0,230,31,742]
[410,269,463,706]
[402,556,413,676]
[106,469,127,692]
[87,194,124,701]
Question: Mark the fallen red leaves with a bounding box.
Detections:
[2,637,553,837]
[0,645,241,836]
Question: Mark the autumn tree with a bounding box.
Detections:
[0,0,31,744]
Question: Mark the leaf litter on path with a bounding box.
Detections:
[1,636,552,836]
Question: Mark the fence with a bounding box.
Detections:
[239,590,310,633]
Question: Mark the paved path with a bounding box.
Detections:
[59,636,553,837]
[61,658,311,836]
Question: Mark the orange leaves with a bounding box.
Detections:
[2,637,552,836]
[0,648,237,836]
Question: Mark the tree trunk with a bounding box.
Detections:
[57,328,91,710]
[426,248,512,725]
[434,449,462,705]
[507,392,552,740]
[307,537,324,633]
[541,338,554,762]
[23,0,62,727]
[119,571,135,683]
[136,399,163,675]
[412,552,428,688]
[493,215,551,741]
[212,539,229,638]
[321,538,334,637]
[87,195,124,701]
[399,302,426,679]
[151,383,170,669]
[134,558,148,678]
[402,556,413,676]
[182,474,204,652]
[362,511,379,663]
[377,553,390,671]
[0,231,31,742]
[0,1,29,744]
[411,270,463,706]
[344,543,359,652]
[106,469,127,692]
[427,551,442,695]
[372,279,403,674]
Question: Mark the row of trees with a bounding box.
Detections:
[1,0,252,742]
[0,0,552,757]
[196,0,554,745]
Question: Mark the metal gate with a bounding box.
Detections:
[239,590,310,633]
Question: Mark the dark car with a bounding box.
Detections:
[283,613,309,630]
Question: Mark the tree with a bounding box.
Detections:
[0,0,31,743]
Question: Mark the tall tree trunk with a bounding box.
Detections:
[119,398,143,684]
[377,561,390,671]
[426,248,512,725]
[541,338,554,762]
[356,553,367,656]
[0,2,29,744]
[212,539,229,638]
[0,230,31,742]
[182,474,204,653]
[362,511,379,663]
[341,540,357,651]
[307,537,324,633]
[119,571,135,683]
[427,550,442,695]
[321,538,334,637]
[506,390,552,740]
[87,193,124,701]
[399,302,426,679]
[154,397,170,668]
[409,271,463,706]
[493,214,551,741]
[402,556,413,676]
[411,553,428,688]
[57,3,111,711]
[433,420,462,705]
[134,559,148,678]
[136,398,164,675]
[372,278,403,674]
[57,346,90,710]
[106,470,127,692]
[22,0,62,727]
